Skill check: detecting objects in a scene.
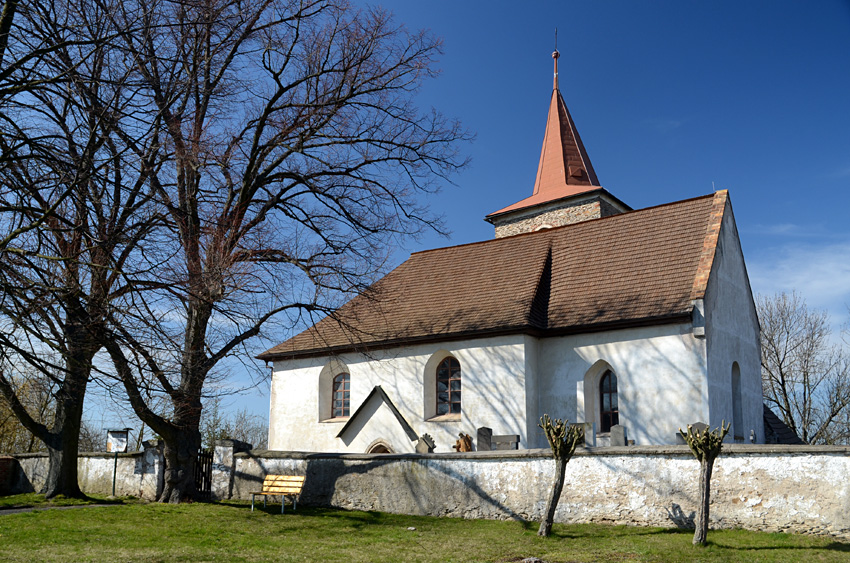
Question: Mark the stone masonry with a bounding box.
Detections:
[493,195,623,238]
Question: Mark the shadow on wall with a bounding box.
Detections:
[233,451,529,522]
[0,456,32,494]
[303,456,528,521]
[2,456,38,494]
[666,503,696,529]
[590,326,709,446]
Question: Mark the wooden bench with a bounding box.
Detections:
[250,474,305,513]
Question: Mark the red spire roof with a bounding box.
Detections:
[487,50,602,219]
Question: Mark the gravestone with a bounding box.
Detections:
[415,433,435,454]
[491,434,520,450]
[573,422,595,447]
[611,424,628,446]
[476,427,493,452]
[677,421,709,444]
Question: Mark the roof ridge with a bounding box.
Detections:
[416,191,718,254]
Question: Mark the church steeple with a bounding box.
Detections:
[533,50,600,193]
[485,50,629,238]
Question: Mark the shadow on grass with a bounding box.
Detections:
[0,493,128,510]
[704,540,850,553]
[546,523,689,541]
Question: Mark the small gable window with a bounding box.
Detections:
[599,370,619,433]
[436,357,461,415]
[332,373,350,418]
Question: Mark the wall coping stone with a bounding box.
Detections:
[6,451,144,459]
[235,443,850,461]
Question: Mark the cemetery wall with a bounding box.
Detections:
[229,444,849,539]
[6,443,849,540]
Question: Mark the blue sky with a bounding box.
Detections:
[88,1,850,433]
[391,0,850,327]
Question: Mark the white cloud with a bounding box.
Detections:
[746,223,806,236]
[827,165,850,179]
[643,118,683,133]
[748,239,850,329]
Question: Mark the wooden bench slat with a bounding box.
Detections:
[264,476,304,483]
[261,487,302,493]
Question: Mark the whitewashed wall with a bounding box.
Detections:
[704,200,764,442]
[269,319,760,452]
[230,445,850,539]
[10,446,163,498]
[268,335,531,454]
[536,323,709,447]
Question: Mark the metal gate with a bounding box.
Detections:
[194,448,213,500]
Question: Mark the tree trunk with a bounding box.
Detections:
[158,418,202,503]
[41,367,88,499]
[538,456,567,536]
[693,455,715,545]
[42,432,82,498]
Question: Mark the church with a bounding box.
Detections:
[258,51,765,453]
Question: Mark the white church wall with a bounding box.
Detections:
[704,200,764,443]
[536,323,708,446]
[522,335,542,448]
[268,334,531,453]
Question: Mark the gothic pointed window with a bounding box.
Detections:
[332,373,350,418]
[436,357,461,415]
[599,370,619,433]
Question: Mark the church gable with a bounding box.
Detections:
[335,385,419,453]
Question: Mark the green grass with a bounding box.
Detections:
[0,495,847,562]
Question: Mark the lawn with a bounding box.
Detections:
[0,495,847,562]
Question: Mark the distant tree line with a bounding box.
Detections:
[758,291,850,445]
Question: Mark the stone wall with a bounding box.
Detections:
[6,443,849,540]
[491,193,627,238]
[228,445,849,539]
[8,441,164,498]
[493,200,601,238]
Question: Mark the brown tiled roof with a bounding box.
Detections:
[258,192,726,360]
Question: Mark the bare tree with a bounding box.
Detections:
[96,0,467,502]
[0,369,54,453]
[680,421,729,546]
[0,0,161,497]
[758,292,850,444]
[200,397,268,449]
[0,0,18,67]
[537,414,583,537]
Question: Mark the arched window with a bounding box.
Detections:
[332,373,350,418]
[436,357,461,415]
[732,362,743,440]
[599,370,619,433]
